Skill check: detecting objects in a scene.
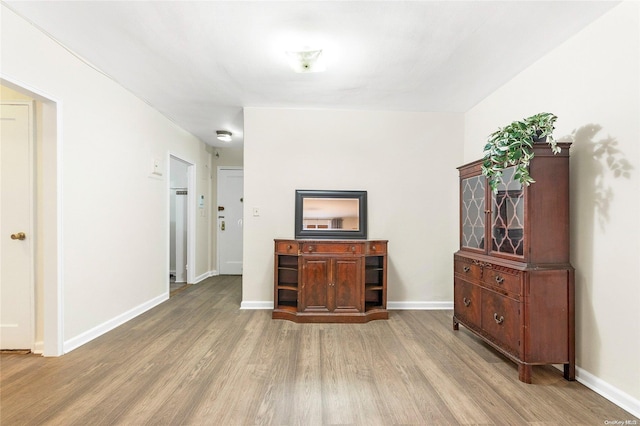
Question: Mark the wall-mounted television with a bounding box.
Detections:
[294,190,368,240]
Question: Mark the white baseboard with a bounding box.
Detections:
[240,301,273,310]
[193,271,210,284]
[63,293,168,354]
[387,301,453,310]
[192,270,218,284]
[575,366,640,418]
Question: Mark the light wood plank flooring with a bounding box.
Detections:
[1,276,636,425]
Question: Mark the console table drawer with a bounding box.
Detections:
[365,241,387,255]
[276,241,299,254]
[301,242,363,254]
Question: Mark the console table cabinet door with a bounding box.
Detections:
[300,257,362,313]
[300,258,331,313]
[333,258,362,313]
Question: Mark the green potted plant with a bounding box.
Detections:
[481,112,561,192]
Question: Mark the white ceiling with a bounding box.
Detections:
[5,1,618,147]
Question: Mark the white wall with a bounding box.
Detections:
[1,5,212,352]
[243,107,463,307]
[464,1,639,412]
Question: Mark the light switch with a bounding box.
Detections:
[151,158,162,176]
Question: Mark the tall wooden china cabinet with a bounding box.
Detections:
[453,143,575,383]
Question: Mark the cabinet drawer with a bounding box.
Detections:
[481,290,521,356]
[483,267,522,295]
[454,278,481,328]
[454,258,482,281]
[276,241,299,254]
[365,241,387,255]
[301,242,363,254]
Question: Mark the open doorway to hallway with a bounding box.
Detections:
[168,155,194,297]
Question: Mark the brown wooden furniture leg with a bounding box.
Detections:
[518,364,532,384]
[564,363,576,381]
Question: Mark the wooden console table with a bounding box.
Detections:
[273,239,388,323]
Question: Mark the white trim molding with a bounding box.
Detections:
[575,366,640,419]
[193,271,216,284]
[387,301,453,310]
[63,293,167,354]
[241,301,273,310]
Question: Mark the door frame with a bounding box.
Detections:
[1,100,35,350]
[167,153,196,288]
[216,166,243,275]
[1,75,64,356]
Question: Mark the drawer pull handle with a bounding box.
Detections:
[495,275,504,284]
[287,245,292,250]
[351,246,356,252]
[463,266,470,273]
[463,297,471,307]
[494,313,504,324]
[308,246,314,252]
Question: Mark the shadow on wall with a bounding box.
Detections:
[566,123,634,371]
[570,124,633,229]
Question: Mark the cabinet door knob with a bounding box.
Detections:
[495,275,504,284]
[463,297,471,307]
[494,313,504,324]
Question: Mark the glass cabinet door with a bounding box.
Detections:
[461,175,486,251]
[490,167,524,257]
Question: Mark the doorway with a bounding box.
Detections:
[0,79,62,356]
[1,101,35,351]
[217,167,244,275]
[168,154,195,295]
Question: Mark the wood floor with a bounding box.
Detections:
[1,276,636,425]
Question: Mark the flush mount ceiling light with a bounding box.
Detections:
[216,130,232,142]
[286,49,325,73]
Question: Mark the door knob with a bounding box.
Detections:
[11,232,26,240]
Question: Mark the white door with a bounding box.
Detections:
[217,168,243,275]
[0,103,34,350]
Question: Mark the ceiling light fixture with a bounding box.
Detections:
[216,130,232,142]
[286,49,325,73]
